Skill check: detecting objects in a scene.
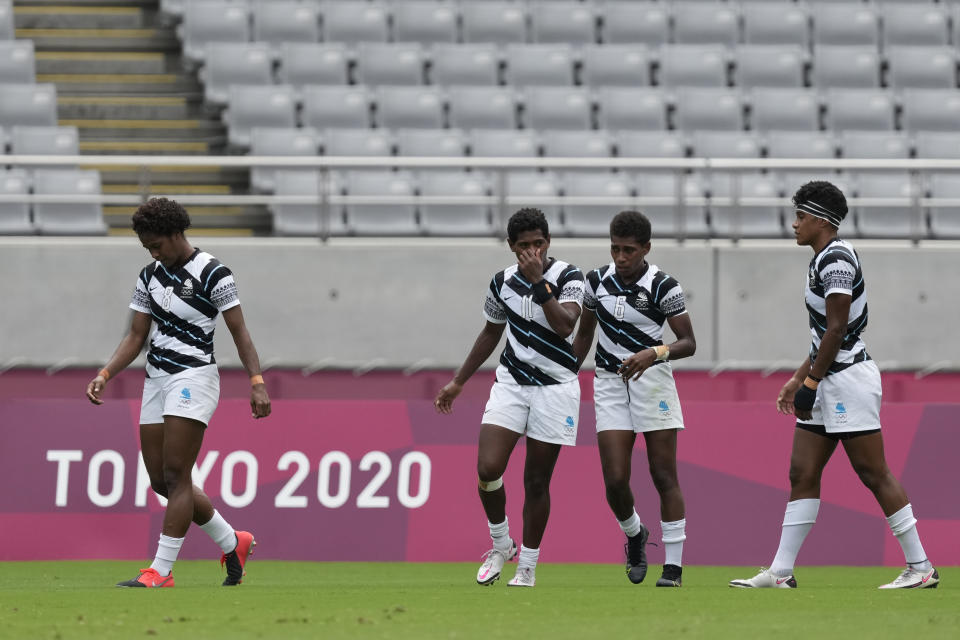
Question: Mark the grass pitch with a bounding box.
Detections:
[1,562,956,640]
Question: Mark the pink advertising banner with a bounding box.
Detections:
[1,392,957,566]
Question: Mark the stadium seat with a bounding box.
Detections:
[581,45,649,88]
[599,1,669,47]
[223,85,297,149]
[812,46,880,88]
[32,169,107,235]
[811,3,879,47]
[506,170,561,230]
[853,172,924,239]
[529,1,596,45]
[395,128,466,157]
[881,4,949,47]
[321,1,389,44]
[200,43,273,106]
[0,2,13,40]
[344,170,419,235]
[708,172,785,239]
[523,87,592,130]
[10,125,79,156]
[430,44,500,86]
[562,171,633,237]
[469,128,539,157]
[741,2,809,48]
[0,170,32,235]
[733,45,806,89]
[674,88,743,131]
[252,1,319,53]
[0,41,35,84]
[278,43,349,88]
[392,0,458,44]
[927,173,960,238]
[886,47,957,91]
[838,131,910,159]
[634,172,709,238]
[615,130,687,158]
[542,129,612,158]
[673,2,740,46]
[249,126,320,193]
[658,45,729,88]
[765,130,836,158]
[596,87,667,130]
[448,86,518,129]
[375,86,444,129]
[0,83,57,127]
[179,0,250,64]
[355,43,426,86]
[504,44,575,87]
[750,88,820,132]
[691,131,762,159]
[301,85,371,129]
[418,170,494,236]
[271,169,347,237]
[322,128,393,157]
[825,89,895,131]
[461,2,527,44]
[901,90,960,132]
[914,132,960,158]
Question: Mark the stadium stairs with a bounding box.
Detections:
[15,0,266,235]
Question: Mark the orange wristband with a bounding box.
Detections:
[250,374,264,386]
[98,368,111,381]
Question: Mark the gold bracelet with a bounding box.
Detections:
[250,374,264,386]
[653,345,670,361]
[98,368,111,381]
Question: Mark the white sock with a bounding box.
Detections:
[199,510,237,553]
[517,545,540,570]
[661,519,686,567]
[488,517,512,552]
[149,534,184,577]
[618,510,643,538]
[770,498,819,577]
[886,503,932,571]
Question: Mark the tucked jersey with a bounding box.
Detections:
[584,263,686,374]
[805,238,869,374]
[483,258,585,385]
[129,249,240,377]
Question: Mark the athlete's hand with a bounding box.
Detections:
[619,349,656,381]
[517,247,545,284]
[434,380,463,414]
[85,375,107,405]
[777,378,802,416]
[250,384,271,419]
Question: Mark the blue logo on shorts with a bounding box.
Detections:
[565,416,575,428]
[835,402,846,414]
[180,388,191,400]
[659,400,670,412]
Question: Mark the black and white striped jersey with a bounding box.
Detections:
[129,249,240,377]
[584,263,686,374]
[805,238,869,374]
[483,258,585,385]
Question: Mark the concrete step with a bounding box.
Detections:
[37,51,167,74]
[58,95,189,119]
[104,204,270,232]
[38,72,200,94]
[15,5,145,29]
[61,118,224,140]
[108,227,258,237]
[18,0,155,7]
[79,139,211,154]
[16,28,178,52]
[83,163,249,186]
[103,183,233,195]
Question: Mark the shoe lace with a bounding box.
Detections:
[891,568,916,586]
[479,547,505,566]
[514,567,534,583]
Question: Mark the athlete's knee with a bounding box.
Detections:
[649,465,679,495]
[150,480,169,498]
[523,472,551,497]
[602,466,630,494]
[477,459,505,484]
[788,464,820,491]
[853,463,889,492]
[161,464,191,492]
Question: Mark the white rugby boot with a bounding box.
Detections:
[878,566,939,590]
[729,568,797,589]
[507,566,536,587]
[476,539,517,586]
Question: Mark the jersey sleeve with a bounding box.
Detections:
[129,267,152,314]
[583,269,601,311]
[656,277,687,317]
[483,277,507,324]
[819,251,856,298]
[205,264,241,312]
[556,265,585,308]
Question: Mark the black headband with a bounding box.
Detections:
[796,199,843,228]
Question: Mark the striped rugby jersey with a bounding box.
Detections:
[129,249,240,377]
[483,258,585,385]
[805,238,869,374]
[584,262,686,374]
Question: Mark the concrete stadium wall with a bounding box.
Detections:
[1,238,957,370]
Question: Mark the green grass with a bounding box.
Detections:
[0,562,956,640]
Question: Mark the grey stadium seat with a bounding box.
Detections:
[596,87,667,130]
[853,172,924,239]
[658,45,729,88]
[271,170,348,237]
[825,89,895,131]
[674,88,743,132]
[32,169,107,235]
[504,44,575,87]
[469,128,539,157]
[344,170,418,235]
[301,86,371,129]
[278,43,349,88]
[0,2,12,40]
[249,127,320,193]
[223,85,297,149]
[418,171,494,236]
[750,88,820,132]
[0,83,57,127]
[523,87,592,130]
[11,125,79,156]
[392,0,458,44]
[928,173,960,238]
[0,170,32,235]
[742,2,809,48]
[839,131,910,159]
[178,0,250,64]
[356,43,425,86]
[462,1,527,44]
[615,131,687,158]
[448,86,518,129]
[562,172,633,237]
[395,128,466,157]
[766,130,836,159]
[691,131,762,159]
[600,1,669,47]
[708,172,785,239]
[813,46,880,89]
[0,41,35,84]
[506,171,561,230]
[321,1,389,44]
[886,47,957,91]
[581,45,649,88]
[375,86,444,129]
[322,128,393,157]
[634,172,709,239]
[881,4,949,47]
[430,44,500,86]
[530,1,596,45]
[541,129,612,158]
[901,90,960,132]
[200,43,273,107]
[673,2,740,46]
[811,3,879,47]
[733,45,806,89]
[915,132,960,158]
[252,1,319,53]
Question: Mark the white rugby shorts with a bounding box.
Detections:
[594,363,684,433]
[139,364,220,426]
[482,379,581,446]
[798,359,881,433]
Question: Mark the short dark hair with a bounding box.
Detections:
[507,207,549,243]
[610,210,651,244]
[131,198,191,237]
[792,181,848,224]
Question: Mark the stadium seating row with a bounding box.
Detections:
[0,169,105,235]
